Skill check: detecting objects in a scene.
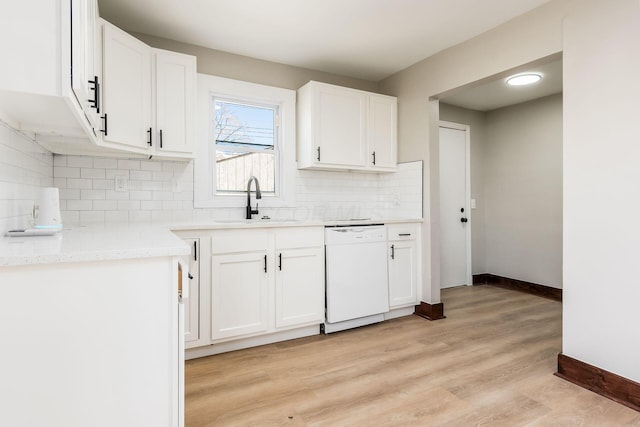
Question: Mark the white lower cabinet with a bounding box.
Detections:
[211,251,270,340]
[183,226,325,354]
[275,247,325,328]
[388,223,420,308]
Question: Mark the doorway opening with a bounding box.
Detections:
[436,56,563,296]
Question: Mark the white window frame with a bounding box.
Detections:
[194,74,296,208]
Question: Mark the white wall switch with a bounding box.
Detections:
[471,198,477,209]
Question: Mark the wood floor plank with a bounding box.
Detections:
[185,285,639,426]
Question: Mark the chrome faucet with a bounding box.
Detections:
[245,176,262,219]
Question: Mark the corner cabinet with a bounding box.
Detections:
[387,223,420,308]
[0,0,99,143]
[100,20,197,159]
[0,5,195,160]
[297,81,397,172]
[101,19,153,151]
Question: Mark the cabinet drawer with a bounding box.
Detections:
[387,223,418,241]
[275,227,324,249]
[211,229,269,254]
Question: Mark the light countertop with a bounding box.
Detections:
[0,223,190,267]
[0,218,422,267]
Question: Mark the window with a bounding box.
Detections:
[194,75,296,208]
[214,99,278,194]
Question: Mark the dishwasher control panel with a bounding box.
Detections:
[324,225,387,245]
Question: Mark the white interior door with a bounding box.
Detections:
[439,124,470,288]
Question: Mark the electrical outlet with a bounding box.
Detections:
[115,176,128,192]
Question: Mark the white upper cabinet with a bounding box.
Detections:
[0,4,196,160]
[154,49,196,156]
[101,19,153,151]
[368,94,398,171]
[71,0,100,130]
[297,81,397,172]
[0,0,98,141]
[100,21,197,159]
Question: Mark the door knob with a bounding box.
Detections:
[460,217,468,223]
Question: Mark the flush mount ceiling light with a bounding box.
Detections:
[506,73,542,86]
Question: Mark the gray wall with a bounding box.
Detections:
[133,33,379,92]
[485,94,563,288]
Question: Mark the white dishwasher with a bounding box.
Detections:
[323,225,390,333]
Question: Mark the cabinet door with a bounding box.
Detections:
[182,238,200,346]
[315,84,367,168]
[368,94,397,171]
[388,240,418,307]
[155,49,196,155]
[102,21,152,150]
[70,0,99,129]
[275,247,325,328]
[211,251,269,340]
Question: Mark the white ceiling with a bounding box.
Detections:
[441,59,563,111]
[98,0,551,82]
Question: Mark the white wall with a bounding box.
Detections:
[562,0,640,382]
[485,94,562,288]
[0,120,53,233]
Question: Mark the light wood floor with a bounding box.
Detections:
[185,285,640,426]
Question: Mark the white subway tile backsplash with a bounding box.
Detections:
[93,200,117,210]
[140,161,162,171]
[129,190,152,201]
[162,200,183,210]
[106,169,130,179]
[81,168,105,179]
[59,188,80,200]
[93,158,118,169]
[53,155,67,167]
[80,189,106,200]
[129,210,151,222]
[67,200,93,211]
[55,155,422,224]
[152,191,173,201]
[105,190,130,200]
[66,178,93,189]
[0,121,53,232]
[141,200,163,210]
[130,170,152,181]
[152,171,173,181]
[67,156,93,168]
[55,167,80,178]
[117,200,140,210]
[93,179,113,190]
[117,160,140,170]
